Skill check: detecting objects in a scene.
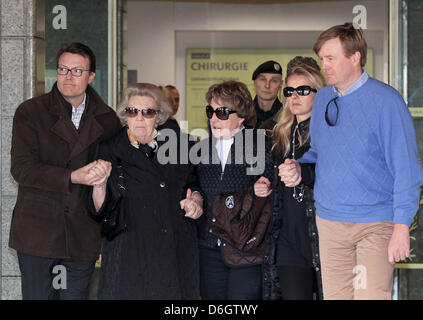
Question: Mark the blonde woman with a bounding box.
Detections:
[255,56,326,300]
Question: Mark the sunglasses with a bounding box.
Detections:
[325,97,339,127]
[125,107,160,119]
[283,85,317,97]
[206,105,236,120]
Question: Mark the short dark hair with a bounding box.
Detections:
[56,42,96,72]
[206,80,256,128]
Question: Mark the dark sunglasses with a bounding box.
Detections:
[283,85,317,97]
[325,97,339,127]
[125,107,160,119]
[206,105,236,120]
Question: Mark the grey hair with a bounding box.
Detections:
[116,83,172,126]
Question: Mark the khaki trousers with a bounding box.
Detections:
[316,216,394,300]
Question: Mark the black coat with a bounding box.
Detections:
[262,119,322,300]
[89,127,200,299]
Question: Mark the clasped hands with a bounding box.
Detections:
[279,158,302,187]
[180,188,203,220]
[71,159,112,188]
[253,158,302,197]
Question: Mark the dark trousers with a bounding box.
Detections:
[199,246,262,300]
[18,252,96,300]
[277,265,315,300]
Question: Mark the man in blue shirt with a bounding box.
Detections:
[279,23,423,299]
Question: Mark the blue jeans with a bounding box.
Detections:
[199,246,262,300]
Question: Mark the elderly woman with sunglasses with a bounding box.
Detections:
[254,56,326,300]
[195,80,273,300]
[87,83,203,300]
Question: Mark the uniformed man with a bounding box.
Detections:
[251,60,283,129]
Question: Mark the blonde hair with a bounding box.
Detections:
[272,59,326,157]
[117,83,172,126]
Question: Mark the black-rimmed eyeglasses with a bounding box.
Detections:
[325,97,339,127]
[57,66,90,77]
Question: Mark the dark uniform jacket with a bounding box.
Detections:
[254,96,282,129]
[9,83,121,260]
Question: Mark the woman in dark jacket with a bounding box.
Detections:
[195,80,272,300]
[87,83,203,299]
[255,57,326,300]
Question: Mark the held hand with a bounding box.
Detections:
[180,188,203,220]
[91,159,112,187]
[254,176,272,197]
[388,224,410,264]
[71,160,112,186]
[279,158,302,187]
[71,160,98,186]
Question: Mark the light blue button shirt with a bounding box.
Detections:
[333,69,369,97]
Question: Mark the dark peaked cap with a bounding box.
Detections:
[252,60,282,80]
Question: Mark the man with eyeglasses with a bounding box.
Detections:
[279,23,423,300]
[251,60,283,129]
[9,43,121,299]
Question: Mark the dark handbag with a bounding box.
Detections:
[211,187,272,251]
[88,157,128,241]
[210,187,272,266]
[101,158,127,241]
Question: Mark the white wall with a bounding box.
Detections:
[127,0,389,120]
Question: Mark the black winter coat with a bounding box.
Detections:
[262,119,322,300]
[88,127,201,300]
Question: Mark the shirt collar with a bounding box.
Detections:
[213,125,245,143]
[72,94,87,112]
[333,69,369,97]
